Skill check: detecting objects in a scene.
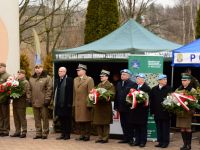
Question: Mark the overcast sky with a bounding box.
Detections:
[19,0,178,8]
[155,0,177,7]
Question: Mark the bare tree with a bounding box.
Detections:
[118,0,154,23]
[19,0,85,54]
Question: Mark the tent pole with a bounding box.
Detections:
[171,66,174,88]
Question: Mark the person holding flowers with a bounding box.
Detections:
[91,69,115,143]
[114,69,135,145]
[175,74,196,150]
[128,73,151,147]
[149,74,172,148]
[10,70,29,138]
[0,63,10,137]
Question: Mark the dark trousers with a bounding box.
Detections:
[79,122,91,137]
[58,116,71,137]
[0,103,10,134]
[155,118,170,145]
[119,111,134,141]
[134,124,147,144]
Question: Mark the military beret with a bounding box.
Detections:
[120,69,132,75]
[157,74,167,80]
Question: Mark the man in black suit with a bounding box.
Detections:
[150,74,172,148]
[54,67,73,140]
[114,69,135,145]
[129,73,151,147]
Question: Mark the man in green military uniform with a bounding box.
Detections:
[10,70,29,138]
[27,64,53,139]
[73,64,94,141]
[0,63,10,136]
[92,70,115,143]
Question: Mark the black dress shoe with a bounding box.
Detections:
[128,140,134,146]
[155,143,162,147]
[101,140,108,143]
[42,136,47,139]
[95,139,103,143]
[1,133,9,137]
[118,140,129,143]
[83,137,90,141]
[10,133,20,137]
[20,134,26,138]
[133,142,140,146]
[139,143,145,147]
[56,136,65,140]
[33,136,42,139]
[63,136,70,140]
[161,143,168,148]
[76,135,85,141]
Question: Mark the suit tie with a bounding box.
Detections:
[122,81,125,87]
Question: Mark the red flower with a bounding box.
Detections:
[6,82,12,87]
[7,91,11,95]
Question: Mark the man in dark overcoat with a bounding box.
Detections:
[150,74,172,148]
[54,67,73,140]
[129,73,151,147]
[114,69,135,145]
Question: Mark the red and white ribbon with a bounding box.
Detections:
[172,93,196,111]
[129,89,148,109]
[90,89,100,104]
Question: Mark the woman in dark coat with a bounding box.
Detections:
[129,73,151,147]
[54,67,73,140]
[150,74,172,148]
[175,75,196,150]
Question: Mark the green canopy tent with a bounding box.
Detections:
[53,19,182,85]
[54,19,181,62]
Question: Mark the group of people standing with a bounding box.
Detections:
[115,68,198,150]
[0,63,53,139]
[0,62,198,150]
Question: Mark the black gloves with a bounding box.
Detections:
[26,99,32,107]
[44,100,50,107]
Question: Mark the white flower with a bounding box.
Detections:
[97,88,107,94]
[134,91,139,94]
[139,91,144,94]
[12,80,19,87]
[139,94,143,97]
[177,103,181,106]
[88,94,94,101]
[184,101,188,105]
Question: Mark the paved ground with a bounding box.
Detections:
[0,113,199,150]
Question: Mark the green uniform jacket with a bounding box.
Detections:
[0,72,10,103]
[27,71,53,107]
[92,81,115,125]
[13,79,29,108]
